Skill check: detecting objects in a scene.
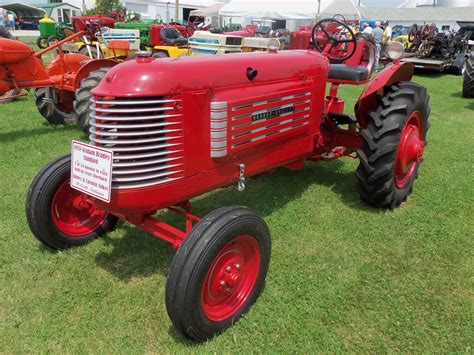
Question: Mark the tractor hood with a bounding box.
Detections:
[0,39,34,65]
[92,50,329,98]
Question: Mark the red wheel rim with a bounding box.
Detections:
[395,111,424,188]
[201,235,261,322]
[51,179,108,236]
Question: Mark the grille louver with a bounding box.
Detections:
[90,96,184,189]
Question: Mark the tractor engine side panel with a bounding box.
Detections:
[90,50,329,214]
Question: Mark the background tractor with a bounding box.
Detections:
[25,19,430,341]
[0,22,125,129]
[36,15,116,49]
[402,22,471,74]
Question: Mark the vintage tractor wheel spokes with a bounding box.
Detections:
[356,82,430,209]
[26,155,118,250]
[34,87,76,125]
[463,55,474,98]
[166,206,271,341]
[74,67,112,133]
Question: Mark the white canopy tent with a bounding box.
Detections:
[219,0,360,20]
[190,2,225,17]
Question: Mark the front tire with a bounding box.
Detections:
[462,55,474,98]
[166,206,271,341]
[74,67,111,133]
[36,36,48,49]
[34,87,76,125]
[356,82,430,208]
[26,155,118,250]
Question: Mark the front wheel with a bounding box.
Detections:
[356,82,430,208]
[166,206,271,341]
[36,36,48,49]
[26,155,118,249]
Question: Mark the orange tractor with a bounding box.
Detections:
[0,21,128,127]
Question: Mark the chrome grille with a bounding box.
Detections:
[90,96,184,189]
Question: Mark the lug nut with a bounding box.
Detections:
[234,263,241,270]
[226,266,231,272]
[220,280,226,286]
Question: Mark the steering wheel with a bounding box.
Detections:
[332,14,346,23]
[73,18,101,39]
[311,18,357,63]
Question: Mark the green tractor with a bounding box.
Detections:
[36,15,75,49]
[114,18,163,48]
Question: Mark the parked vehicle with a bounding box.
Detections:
[402,22,471,74]
[25,19,430,341]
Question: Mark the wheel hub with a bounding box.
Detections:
[201,236,261,321]
[395,111,424,188]
[51,180,108,236]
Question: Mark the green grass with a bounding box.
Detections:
[1,72,473,352]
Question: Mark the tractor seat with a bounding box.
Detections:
[328,64,369,83]
[160,28,187,46]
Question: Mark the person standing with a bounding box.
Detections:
[362,22,373,35]
[372,21,384,71]
[381,20,392,60]
[7,12,15,31]
[0,8,5,27]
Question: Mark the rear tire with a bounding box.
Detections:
[356,82,430,209]
[462,55,474,98]
[166,206,271,341]
[74,67,112,133]
[26,155,118,250]
[79,45,99,58]
[152,51,168,58]
[34,87,76,125]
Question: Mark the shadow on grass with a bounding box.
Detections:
[95,160,378,283]
[464,101,474,110]
[0,123,83,144]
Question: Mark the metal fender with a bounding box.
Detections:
[354,61,414,128]
[0,38,34,64]
[73,58,118,89]
[46,53,90,78]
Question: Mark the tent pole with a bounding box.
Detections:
[175,0,179,22]
[316,0,321,22]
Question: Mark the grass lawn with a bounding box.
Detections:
[0,69,473,352]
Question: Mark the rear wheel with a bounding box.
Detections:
[166,206,271,341]
[152,51,168,58]
[35,87,76,125]
[79,45,99,58]
[74,67,112,133]
[356,82,430,208]
[462,55,474,98]
[26,155,118,250]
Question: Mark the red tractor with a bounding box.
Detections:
[25,19,430,341]
[0,22,127,126]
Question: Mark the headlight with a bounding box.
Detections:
[267,38,280,52]
[387,41,404,60]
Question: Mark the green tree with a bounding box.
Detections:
[86,0,124,15]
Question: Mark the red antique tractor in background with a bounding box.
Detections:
[0,21,127,127]
[25,19,430,341]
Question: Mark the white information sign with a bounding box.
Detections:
[71,140,113,203]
